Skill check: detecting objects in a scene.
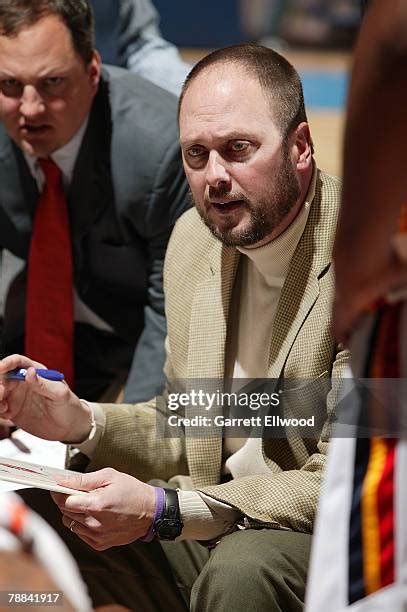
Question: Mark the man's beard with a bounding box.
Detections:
[193,147,301,247]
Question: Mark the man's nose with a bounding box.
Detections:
[19,85,45,118]
[205,151,231,189]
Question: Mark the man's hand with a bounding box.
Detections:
[51,469,156,550]
[0,354,92,443]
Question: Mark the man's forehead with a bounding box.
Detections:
[185,62,257,96]
[179,65,275,143]
[182,67,263,114]
[0,14,74,55]
[0,15,79,76]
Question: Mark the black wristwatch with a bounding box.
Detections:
[154,488,184,541]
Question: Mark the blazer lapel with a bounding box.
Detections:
[268,245,321,380]
[0,135,38,248]
[187,243,239,379]
[68,78,113,245]
[268,170,333,380]
[186,242,240,487]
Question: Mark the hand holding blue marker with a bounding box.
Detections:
[3,368,65,382]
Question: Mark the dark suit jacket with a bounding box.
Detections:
[0,65,189,401]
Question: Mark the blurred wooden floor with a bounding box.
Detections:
[180,49,352,177]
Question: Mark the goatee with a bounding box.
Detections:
[192,147,301,247]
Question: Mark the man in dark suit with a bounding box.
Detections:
[0,0,189,402]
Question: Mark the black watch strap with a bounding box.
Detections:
[154,488,183,541]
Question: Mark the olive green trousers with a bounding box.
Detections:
[20,488,311,612]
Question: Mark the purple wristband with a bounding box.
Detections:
[139,487,165,543]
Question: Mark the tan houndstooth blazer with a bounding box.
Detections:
[87,169,348,534]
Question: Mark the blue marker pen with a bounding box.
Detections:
[3,368,65,382]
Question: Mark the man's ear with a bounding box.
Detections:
[87,50,101,92]
[293,122,313,170]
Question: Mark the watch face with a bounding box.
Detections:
[156,518,182,540]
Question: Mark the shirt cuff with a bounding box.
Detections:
[72,401,106,458]
[177,490,241,542]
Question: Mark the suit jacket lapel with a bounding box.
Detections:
[268,170,334,380]
[187,242,239,378]
[68,78,113,245]
[186,241,240,487]
[0,135,38,249]
[267,244,321,380]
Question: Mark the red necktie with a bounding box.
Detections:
[25,158,74,387]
